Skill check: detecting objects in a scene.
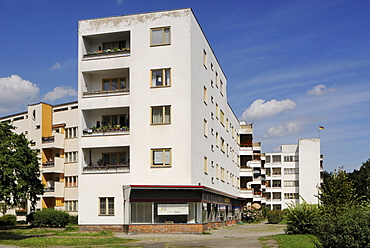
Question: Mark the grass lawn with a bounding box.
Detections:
[260,234,319,248]
[0,226,138,247]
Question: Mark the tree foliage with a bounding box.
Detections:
[0,122,44,212]
[317,167,360,212]
[348,159,370,201]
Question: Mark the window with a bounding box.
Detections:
[203,50,207,68]
[204,157,208,174]
[266,156,271,163]
[151,27,170,46]
[216,104,219,119]
[102,115,128,127]
[65,152,78,163]
[215,132,219,147]
[284,168,299,174]
[220,137,225,152]
[220,110,225,126]
[220,80,224,95]
[102,78,127,91]
[204,119,208,137]
[99,197,114,215]
[203,86,207,104]
[151,69,171,87]
[103,153,126,166]
[65,176,78,187]
[151,106,171,124]
[211,80,214,88]
[216,164,219,179]
[65,127,78,139]
[211,63,214,71]
[284,193,299,199]
[226,119,229,131]
[215,72,219,88]
[284,156,299,162]
[65,201,78,212]
[151,149,171,167]
[221,167,225,182]
[103,40,126,50]
[284,181,299,187]
[272,155,281,163]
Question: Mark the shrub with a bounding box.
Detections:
[0,214,17,226]
[243,206,263,223]
[69,214,78,225]
[285,201,320,234]
[313,206,370,248]
[267,210,283,224]
[31,208,70,227]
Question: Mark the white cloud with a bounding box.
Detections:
[116,0,124,5]
[265,117,316,138]
[42,86,77,103]
[49,62,61,70]
[307,84,336,96]
[242,99,296,121]
[0,75,40,114]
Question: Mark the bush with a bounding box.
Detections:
[0,214,17,226]
[285,201,320,234]
[31,208,70,227]
[313,206,370,248]
[267,210,283,224]
[68,214,78,225]
[243,206,264,223]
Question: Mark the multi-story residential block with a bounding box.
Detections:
[238,122,266,207]
[264,139,322,210]
[77,9,242,233]
[0,102,79,218]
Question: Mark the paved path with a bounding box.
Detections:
[117,221,286,248]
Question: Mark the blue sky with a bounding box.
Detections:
[0,0,369,172]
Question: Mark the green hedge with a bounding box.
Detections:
[29,208,70,227]
[0,214,17,226]
[267,210,283,224]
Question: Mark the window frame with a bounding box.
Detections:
[102,152,127,166]
[151,148,172,167]
[65,151,78,163]
[99,197,115,216]
[150,26,171,46]
[150,68,171,88]
[151,105,171,125]
[102,77,128,91]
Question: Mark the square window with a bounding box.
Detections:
[102,78,127,91]
[99,197,114,215]
[151,27,171,46]
[151,149,171,167]
[151,69,171,87]
[151,106,171,124]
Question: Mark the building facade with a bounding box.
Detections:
[77,9,243,233]
[264,139,323,210]
[0,102,79,218]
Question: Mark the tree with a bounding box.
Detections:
[0,122,44,213]
[348,159,370,201]
[317,167,360,212]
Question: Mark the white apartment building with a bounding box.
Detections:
[264,139,323,210]
[0,102,79,218]
[77,9,243,233]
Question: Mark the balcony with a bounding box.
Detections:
[83,49,130,60]
[83,164,130,174]
[43,182,64,197]
[82,88,129,98]
[42,157,64,173]
[82,126,129,136]
[239,188,253,198]
[41,133,64,149]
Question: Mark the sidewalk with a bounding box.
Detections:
[116,221,286,248]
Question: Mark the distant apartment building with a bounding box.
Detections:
[264,139,323,210]
[0,8,323,232]
[0,102,79,218]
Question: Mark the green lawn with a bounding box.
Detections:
[260,234,319,248]
[0,226,138,247]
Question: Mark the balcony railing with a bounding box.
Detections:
[42,136,55,143]
[42,161,55,168]
[44,187,55,192]
[83,164,130,173]
[82,88,129,97]
[83,126,129,136]
[83,49,130,59]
